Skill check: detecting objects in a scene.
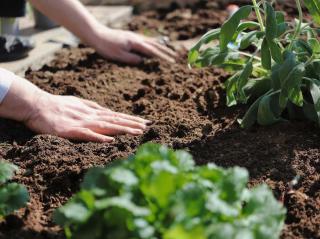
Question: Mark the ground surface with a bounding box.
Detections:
[0,1,319,239]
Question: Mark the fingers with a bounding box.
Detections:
[101,110,151,125]
[97,116,147,130]
[80,99,105,110]
[84,121,144,136]
[116,51,142,65]
[147,39,177,59]
[132,40,176,63]
[63,128,115,143]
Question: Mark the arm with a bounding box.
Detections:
[0,68,150,142]
[28,0,176,64]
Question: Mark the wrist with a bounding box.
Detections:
[0,74,46,123]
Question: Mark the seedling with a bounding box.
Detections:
[189,0,320,128]
[0,161,29,219]
[54,143,285,239]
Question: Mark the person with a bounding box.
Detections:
[0,0,176,142]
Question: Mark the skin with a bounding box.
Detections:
[0,0,176,142]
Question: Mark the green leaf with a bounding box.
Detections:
[220,6,252,51]
[276,22,288,37]
[188,28,221,64]
[0,183,29,216]
[240,31,258,50]
[308,38,320,54]
[188,50,199,64]
[268,40,283,63]
[54,202,90,225]
[240,94,264,129]
[0,162,18,184]
[164,224,206,239]
[265,2,278,42]
[257,91,282,126]
[196,47,238,67]
[305,0,320,25]
[236,21,260,33]
[275,11,285,23]
[261,38,272,70]
[280,63,305,108]
[237,60,253,103]
[225,73,240,107]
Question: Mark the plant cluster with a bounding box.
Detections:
[0,161,29,219]
[189,0,320,128]
[54,143,285,239]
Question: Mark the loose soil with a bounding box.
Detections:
[0,2,319,239]
[128,0,305,41]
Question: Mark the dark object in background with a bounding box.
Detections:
[0,0,26,17]
[0,35,34,62]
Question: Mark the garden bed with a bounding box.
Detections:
[0,1,319,239]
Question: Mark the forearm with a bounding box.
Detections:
[28,0,102,46]
[0,68,43,122]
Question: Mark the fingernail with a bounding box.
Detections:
[104,137,114,142]
[145,120,153,126]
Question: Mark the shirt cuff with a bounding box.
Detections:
[0,68,15,104]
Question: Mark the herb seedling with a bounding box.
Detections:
[54,143,285,239]
[0,161,29,219]
[189,0,320,128]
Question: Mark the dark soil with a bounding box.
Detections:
[0,46,319,239]
[0,1,319,239]
[128,0,307,41]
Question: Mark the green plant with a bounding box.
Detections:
[54,143,285,239]
[0,161,29,219]
[189,0,320,128]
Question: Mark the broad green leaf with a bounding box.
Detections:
[53,202,91,225]
[0,162,18,184]
[268,40,283,63]
[164,224,206,239]
[265,2,278,42]
[225,73,240,107]
[190,28,221,52]
[237,60,253,102]
[276,22,288,37]
[196,47,237,67]
[309,81,320,125]
[294,39,313,56]
[188,50,199,64]
[240,31,258,50]
[275,11,285,23]
[240,94,264,129]
[308,38,320,54]
[279,63,305,108]
[261,38,271,70]
[305,0,320,25]
[0,183,29,216]
[236,21,260,33]
[257,92,282,126]
[220,6,252,51]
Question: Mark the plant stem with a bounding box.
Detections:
[236,51,262,61]
[289,0,303,50]
[252,0,265,31]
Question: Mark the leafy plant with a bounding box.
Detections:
[0,161,29,219]
[54,143,286,239]
[189,0,320,128]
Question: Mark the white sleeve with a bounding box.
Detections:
[0,68,15,104]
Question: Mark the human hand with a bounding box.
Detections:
[0,75,150,143]
[92,27,177,65]
[24,93,150,142]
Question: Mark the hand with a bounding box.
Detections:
[0,75,150,143]
[92,27,177,65]
[24,93,150,142]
